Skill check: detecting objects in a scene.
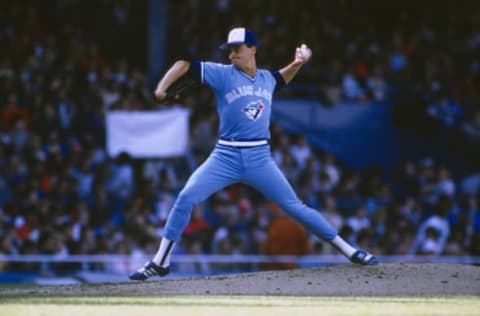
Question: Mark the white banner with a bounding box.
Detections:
[106,108,190,158]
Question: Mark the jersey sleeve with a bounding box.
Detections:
[271,70,286,93]
[200,62,226,91]
[187,61,202,81]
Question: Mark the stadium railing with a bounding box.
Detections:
[1,254,479,269]
[1,254,478,284]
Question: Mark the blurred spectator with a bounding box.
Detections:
[367,64,389,102]
[288,135,312,170]
[346,206,371,239]
[2,94,30,132]
[106,152,134,202]
[431,166,455,200]
[320,194,343,232]
[409,196,452,255]
[462,109,480,145]
[418,227,441,255]
[322,153,340,188]
[342,65,368,102]
[460,173,480,197]
[426,90,464,132]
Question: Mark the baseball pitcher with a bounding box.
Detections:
[130,27,378,281]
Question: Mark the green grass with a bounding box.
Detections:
[0,296,478,316]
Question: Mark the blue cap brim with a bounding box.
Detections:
[220,41,247,50]
[219,41,259,50]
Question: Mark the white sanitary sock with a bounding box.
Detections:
[152,238,175,267]
[330,235,357,258]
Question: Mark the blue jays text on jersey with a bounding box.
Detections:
[225,85,272,104]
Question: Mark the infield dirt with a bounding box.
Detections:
[1,263,479,297]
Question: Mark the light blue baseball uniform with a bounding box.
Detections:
[163,61,337,242]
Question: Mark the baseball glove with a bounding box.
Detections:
[160,76,200,104]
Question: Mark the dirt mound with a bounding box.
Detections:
[2,263,480,297]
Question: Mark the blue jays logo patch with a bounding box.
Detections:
[243,100,265,121]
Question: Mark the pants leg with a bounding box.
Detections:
[242,148,337,241]
[163,147,240,241]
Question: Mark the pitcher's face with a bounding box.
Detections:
[228,44,256,68]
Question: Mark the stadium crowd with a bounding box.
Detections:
[1,0,480,273]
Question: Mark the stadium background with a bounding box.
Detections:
[0,0,480,283]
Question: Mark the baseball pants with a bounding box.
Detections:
[163,144,337,242]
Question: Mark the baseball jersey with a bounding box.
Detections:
[190,61,284,141]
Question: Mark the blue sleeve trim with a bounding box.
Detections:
[187,61,202,82]
[272,70,286,92]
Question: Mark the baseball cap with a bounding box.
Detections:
[220,27,258,50]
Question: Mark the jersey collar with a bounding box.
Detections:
[234,65,257,82]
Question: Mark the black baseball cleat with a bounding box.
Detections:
[129,260,170,281]
[350,250,379,266]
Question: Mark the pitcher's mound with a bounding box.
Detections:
[2,263,479,297]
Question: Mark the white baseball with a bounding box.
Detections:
[299,44,311,59]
